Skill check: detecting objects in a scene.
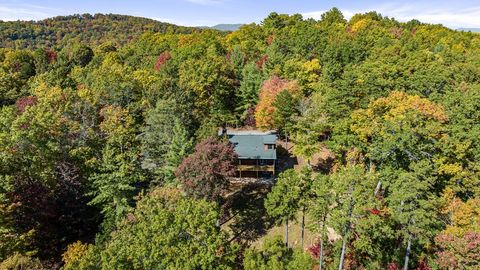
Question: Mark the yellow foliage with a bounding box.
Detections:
[373,91,448,123]
[62,241,90,266]
[351,91,448,144]
[77,84,104,106]
[351,18,371,33]
[437,162,463,175]
[441,194,480,237]
[99,105,135,136]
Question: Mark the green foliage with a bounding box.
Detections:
[72,45,94,67]
[272,89,300,134]
[243,236,315,270]
[0,8,479,268]
[265,168,313,226]
[141,99,193,184]
[236,62,264,123]
[0,253,45,270]
[89,105,145,234]
[0,14,197,49]
[94,188,238,270]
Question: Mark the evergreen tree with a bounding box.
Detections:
[141,98,192,185]
[236,62,263,124]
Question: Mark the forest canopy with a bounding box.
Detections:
[1,8,480,269]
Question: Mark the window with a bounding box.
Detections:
[264,144,276,150]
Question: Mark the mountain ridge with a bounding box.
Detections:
[200,24,244,31]
[0,13,198,49]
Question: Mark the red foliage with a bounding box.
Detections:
[435,232,480,269]
[15,96,37,114]
[256,55,268,69]
[46,49,58,64]
[154,51,172,70]
[176,137,237,202]
[416,259,431,270]
[369,208,380,215]
[307,242,320,259]
[266,34,275,45]
[390,27,403,39]
[387,262,400,270]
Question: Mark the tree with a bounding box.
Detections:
[236,62,263,125]
[438,84,480,197]
[327,165,375,270]
[89,105,145,235]
[0,85,99,261]
[141,98,193,184]
[386,161,441,270]
[435,232,480,270]
[308,173,336,269]
[265,169,302,247]
[349,92,447,267]
[243,236,315,270]
[72,45,94,67]
[292,93,330,164]
[160,119,193,184]
[97,188,238,270]
[178,45,237,122]
[434,190,480,269]
[272,89,300,135]
[176,137,237,203]
[255,76,300,130]
[0,253,45,270]
[319,8,347,26]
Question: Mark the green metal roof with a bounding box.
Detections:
[228,134,277,160]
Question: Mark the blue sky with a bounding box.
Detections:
[0,0,479,28]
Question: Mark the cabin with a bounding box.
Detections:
[221,129,277,179]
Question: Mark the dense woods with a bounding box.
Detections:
[1,8,480,269]
[0,14,197,49]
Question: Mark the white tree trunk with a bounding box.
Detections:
[403,233,412,270]
[285,219,289,247]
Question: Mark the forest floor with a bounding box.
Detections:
[251,212,317,250]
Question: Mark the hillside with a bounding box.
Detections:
[0,13,198,49]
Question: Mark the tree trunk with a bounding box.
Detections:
[403,233,412,270]
[339,189,355,270]
[285,133,288,150]
[338,233,348,270]
[319,216,327,270]
[301,208,305,250]
[285,219,289,247]
[374,180,382,196]
[319,238,324,270]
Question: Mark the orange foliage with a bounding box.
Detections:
[254,76,300,129]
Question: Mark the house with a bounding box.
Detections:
[221,129,277,179]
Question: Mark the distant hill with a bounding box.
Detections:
[199,24,244,32]
[211,24,243,31]
[0,14,198,49]
[457,28,480,33]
